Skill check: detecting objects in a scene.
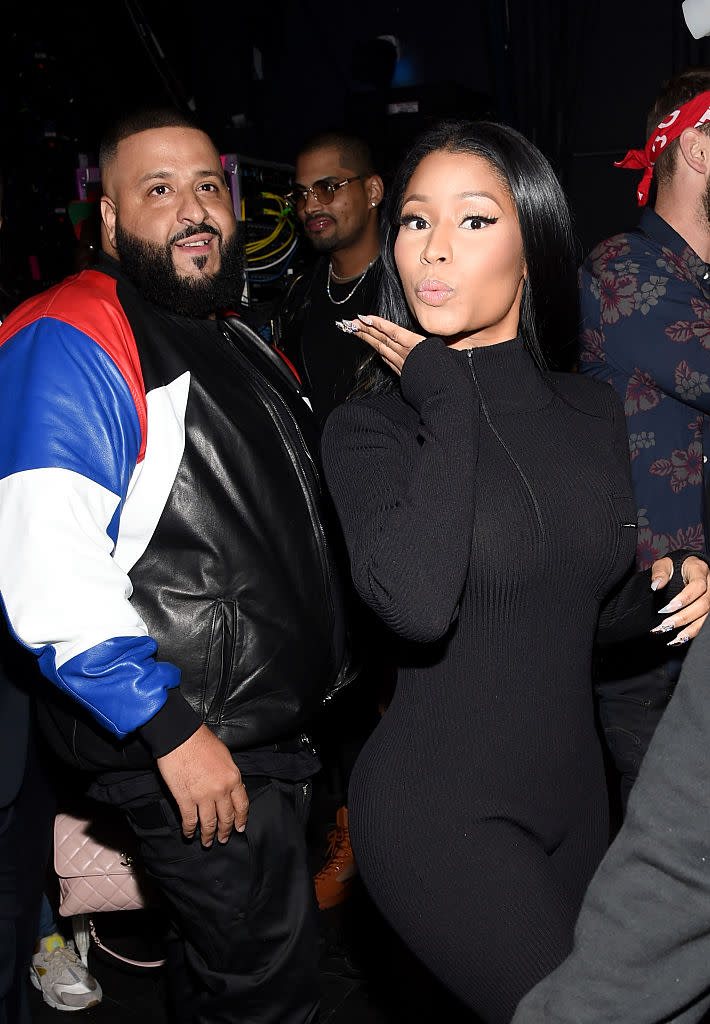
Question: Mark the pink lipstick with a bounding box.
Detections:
[415,279,454,306]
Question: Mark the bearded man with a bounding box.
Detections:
[577,67,710,813]
[0,107,355,1024]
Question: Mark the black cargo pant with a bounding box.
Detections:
[595,639,685,813]
[89,769,319,1024]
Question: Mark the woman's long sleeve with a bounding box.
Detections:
[321,337,479,642]
[595,384,708,644]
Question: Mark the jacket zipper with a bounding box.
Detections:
[217,325,337,646]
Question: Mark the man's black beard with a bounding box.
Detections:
[115,221,243,318]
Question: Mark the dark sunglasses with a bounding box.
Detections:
[285,176,363,211]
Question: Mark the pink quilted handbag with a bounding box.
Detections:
[53,811,166,968]
[54,811,151,917]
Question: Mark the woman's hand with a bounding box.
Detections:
[335,313,426,375]
[650,555,710,646]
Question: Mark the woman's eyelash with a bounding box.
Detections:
[399,213,427,227]
[399,213,500,228]
[463,214,498,227]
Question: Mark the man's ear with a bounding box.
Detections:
[366,174,385,209]
[100,195,118,254]
[678,127,710,176]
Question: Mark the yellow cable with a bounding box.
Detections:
[243,191,295,264]
[247,223,294,264]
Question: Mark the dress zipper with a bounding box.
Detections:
[467,349,546,540]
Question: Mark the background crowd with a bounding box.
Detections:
[3,4,710,1024]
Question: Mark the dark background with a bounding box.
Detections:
[2,0,710,307]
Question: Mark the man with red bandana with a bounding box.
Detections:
[578,67,710,812]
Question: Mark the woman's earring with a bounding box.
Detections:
[371,201,377,207]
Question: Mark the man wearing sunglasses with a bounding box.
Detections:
[275,133,387,947]
[277,131,384,428]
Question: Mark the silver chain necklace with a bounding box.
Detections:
[326,257,378,305]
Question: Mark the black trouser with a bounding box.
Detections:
[595,640,685,813]
[0,724,54,1024]
[311,678,381,812]
[89,770,319,1024]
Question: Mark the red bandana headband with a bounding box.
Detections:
[615,89,710,205]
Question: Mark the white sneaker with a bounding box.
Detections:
[30,932,102,1012]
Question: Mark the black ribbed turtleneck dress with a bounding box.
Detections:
[321,335,661,1023]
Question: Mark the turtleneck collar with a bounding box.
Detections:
[456,336,553,414]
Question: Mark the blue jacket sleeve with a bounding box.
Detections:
[0,316,188,740]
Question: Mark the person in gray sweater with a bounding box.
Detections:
[513,614,710,1024]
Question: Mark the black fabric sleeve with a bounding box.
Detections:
[596,386,710,644]
[321,336,479,642]
[596,549,692,647]
[137,686,202,758]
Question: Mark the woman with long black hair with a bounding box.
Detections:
[320,119,710,1022]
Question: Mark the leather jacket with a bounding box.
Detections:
[0,256,356,772]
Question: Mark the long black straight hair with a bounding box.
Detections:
[354,118,580,395]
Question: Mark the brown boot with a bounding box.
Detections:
[314,806,358,910]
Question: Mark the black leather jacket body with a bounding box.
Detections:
[38,258,355,772]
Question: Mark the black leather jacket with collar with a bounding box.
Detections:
[37,258,357,772]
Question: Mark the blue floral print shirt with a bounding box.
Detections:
[578,208,710,570]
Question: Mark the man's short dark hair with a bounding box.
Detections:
[99,107,205,181]
[295,131,377,177]
[647,67,710,189]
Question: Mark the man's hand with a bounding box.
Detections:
[156,724,249,847]
[650,554,710,646]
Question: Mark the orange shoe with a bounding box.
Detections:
[314,806,358,910]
